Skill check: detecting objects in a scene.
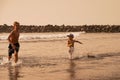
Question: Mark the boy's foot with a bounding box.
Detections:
[11,62,17,66]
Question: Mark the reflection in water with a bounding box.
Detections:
[8,65,21,80]
[68,60,76,80]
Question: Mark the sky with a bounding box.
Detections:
[0,0,120,25]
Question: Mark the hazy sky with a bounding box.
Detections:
[0,0,120,25]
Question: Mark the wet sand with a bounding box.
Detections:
[0,33,120,80]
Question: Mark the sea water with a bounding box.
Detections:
[0,32,120,80]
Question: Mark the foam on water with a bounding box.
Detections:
[20,32,84,41]
[0,36,8,40]
[0,57,9,65]
[11,60,22,66]
[0,57,22,66]
[0,32,85,41]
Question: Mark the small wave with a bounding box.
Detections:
[0,32,85,41]
[0,36,8,40]
[20,32,84,41]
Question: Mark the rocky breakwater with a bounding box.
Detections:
[0,24,120,33]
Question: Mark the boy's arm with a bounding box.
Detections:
[8,31,15,49]
[74,40,83,44]
[8,31,13,43]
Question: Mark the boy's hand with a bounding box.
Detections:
[79,42,83,44]
[77,41,82,44]
[11,44,16,49]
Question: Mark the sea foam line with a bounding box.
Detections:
[0,32,85,41]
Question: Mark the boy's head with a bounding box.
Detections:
[67,34,74,38]
[13,21,20,30]
[13,21,20,26]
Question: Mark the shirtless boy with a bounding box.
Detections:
[8,21,20,63]
[67,34,82,59]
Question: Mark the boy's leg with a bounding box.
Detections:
[69,52,72,59]
[14,52,18,63]
[14,45,19,63]
[69,48,72,59]
[8,56,12,61]
[69,47,74,59]
[8,48,14,61]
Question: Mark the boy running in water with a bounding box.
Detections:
[67,34,82,59]
[8,21,20,63]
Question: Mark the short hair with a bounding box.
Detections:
[13,21,20,26]
[67,34,74,38]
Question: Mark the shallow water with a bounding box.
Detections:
[0,33,120,80]
[0,53,120,80]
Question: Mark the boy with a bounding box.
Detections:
[67,34,82,59]
[8,21,20,63]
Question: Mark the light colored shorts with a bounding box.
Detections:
[69,47,74,54]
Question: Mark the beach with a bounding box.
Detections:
[0,32,120,80]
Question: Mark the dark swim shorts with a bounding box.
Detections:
[8,43,20,57]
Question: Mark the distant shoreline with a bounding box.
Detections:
[0,24,120,33]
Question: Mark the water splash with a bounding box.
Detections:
[0,57,22,66]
